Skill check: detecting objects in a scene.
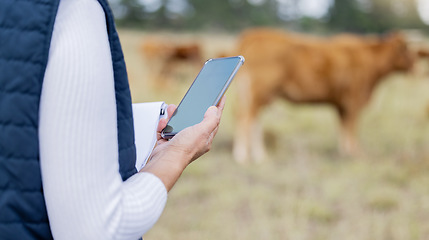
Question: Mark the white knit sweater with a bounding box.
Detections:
[38,0,167,239]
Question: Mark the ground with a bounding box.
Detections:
[119,29,429,240]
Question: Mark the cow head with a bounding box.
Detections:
[418,49,429,58]
[172,44,202,62]
[382,32,415,72]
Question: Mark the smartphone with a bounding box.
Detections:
[161,55,245,139]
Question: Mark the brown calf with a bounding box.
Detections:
[140,38,203,89]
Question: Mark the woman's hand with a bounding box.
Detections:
[140,96,226,191]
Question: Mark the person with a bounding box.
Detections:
[0,0,224,239]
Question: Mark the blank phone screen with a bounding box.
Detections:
[163,57,242,136]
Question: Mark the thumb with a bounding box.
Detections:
[200,106,219,130]
[205,106,218,118]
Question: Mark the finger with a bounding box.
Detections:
[208,125,220,142]
[156,104,175,141]
[156,118,169,141]
[215,96,226,121]
[204,125,220,152]
[217,95,226,113]
[157,118,168,132]
[205,105,218,117]
[199,106,220,133]
[212,125,220,136]
[166,104,177,120]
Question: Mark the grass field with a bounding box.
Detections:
[119,29,429,240]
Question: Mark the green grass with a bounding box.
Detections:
[119,29,429,240]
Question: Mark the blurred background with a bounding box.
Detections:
[109,0,429,239]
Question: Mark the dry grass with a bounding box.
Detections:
[118,29,429,240]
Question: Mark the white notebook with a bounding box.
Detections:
[132,102,168,171]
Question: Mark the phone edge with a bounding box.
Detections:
[212,56,245,106]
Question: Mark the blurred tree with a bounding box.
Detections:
[327,0,425,33]
[184,0,279,30]
[327,0,378,32]
[109,0,427,33]
[111,0,282,30]
[371,0,425,30]
[110,0,146,27]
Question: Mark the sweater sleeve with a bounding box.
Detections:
[38,0,167,239]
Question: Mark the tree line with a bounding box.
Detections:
[109,0,427,33]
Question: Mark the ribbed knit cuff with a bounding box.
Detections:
[116,172,168,238]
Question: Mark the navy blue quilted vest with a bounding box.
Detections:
[0,0,137,239]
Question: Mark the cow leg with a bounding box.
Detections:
[233,110,266,164]
[337,107,361,156]
[233,113,252,164]
[250,117,267,162]
[233,71,265,164]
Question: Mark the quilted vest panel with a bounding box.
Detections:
[0,0,137,239]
